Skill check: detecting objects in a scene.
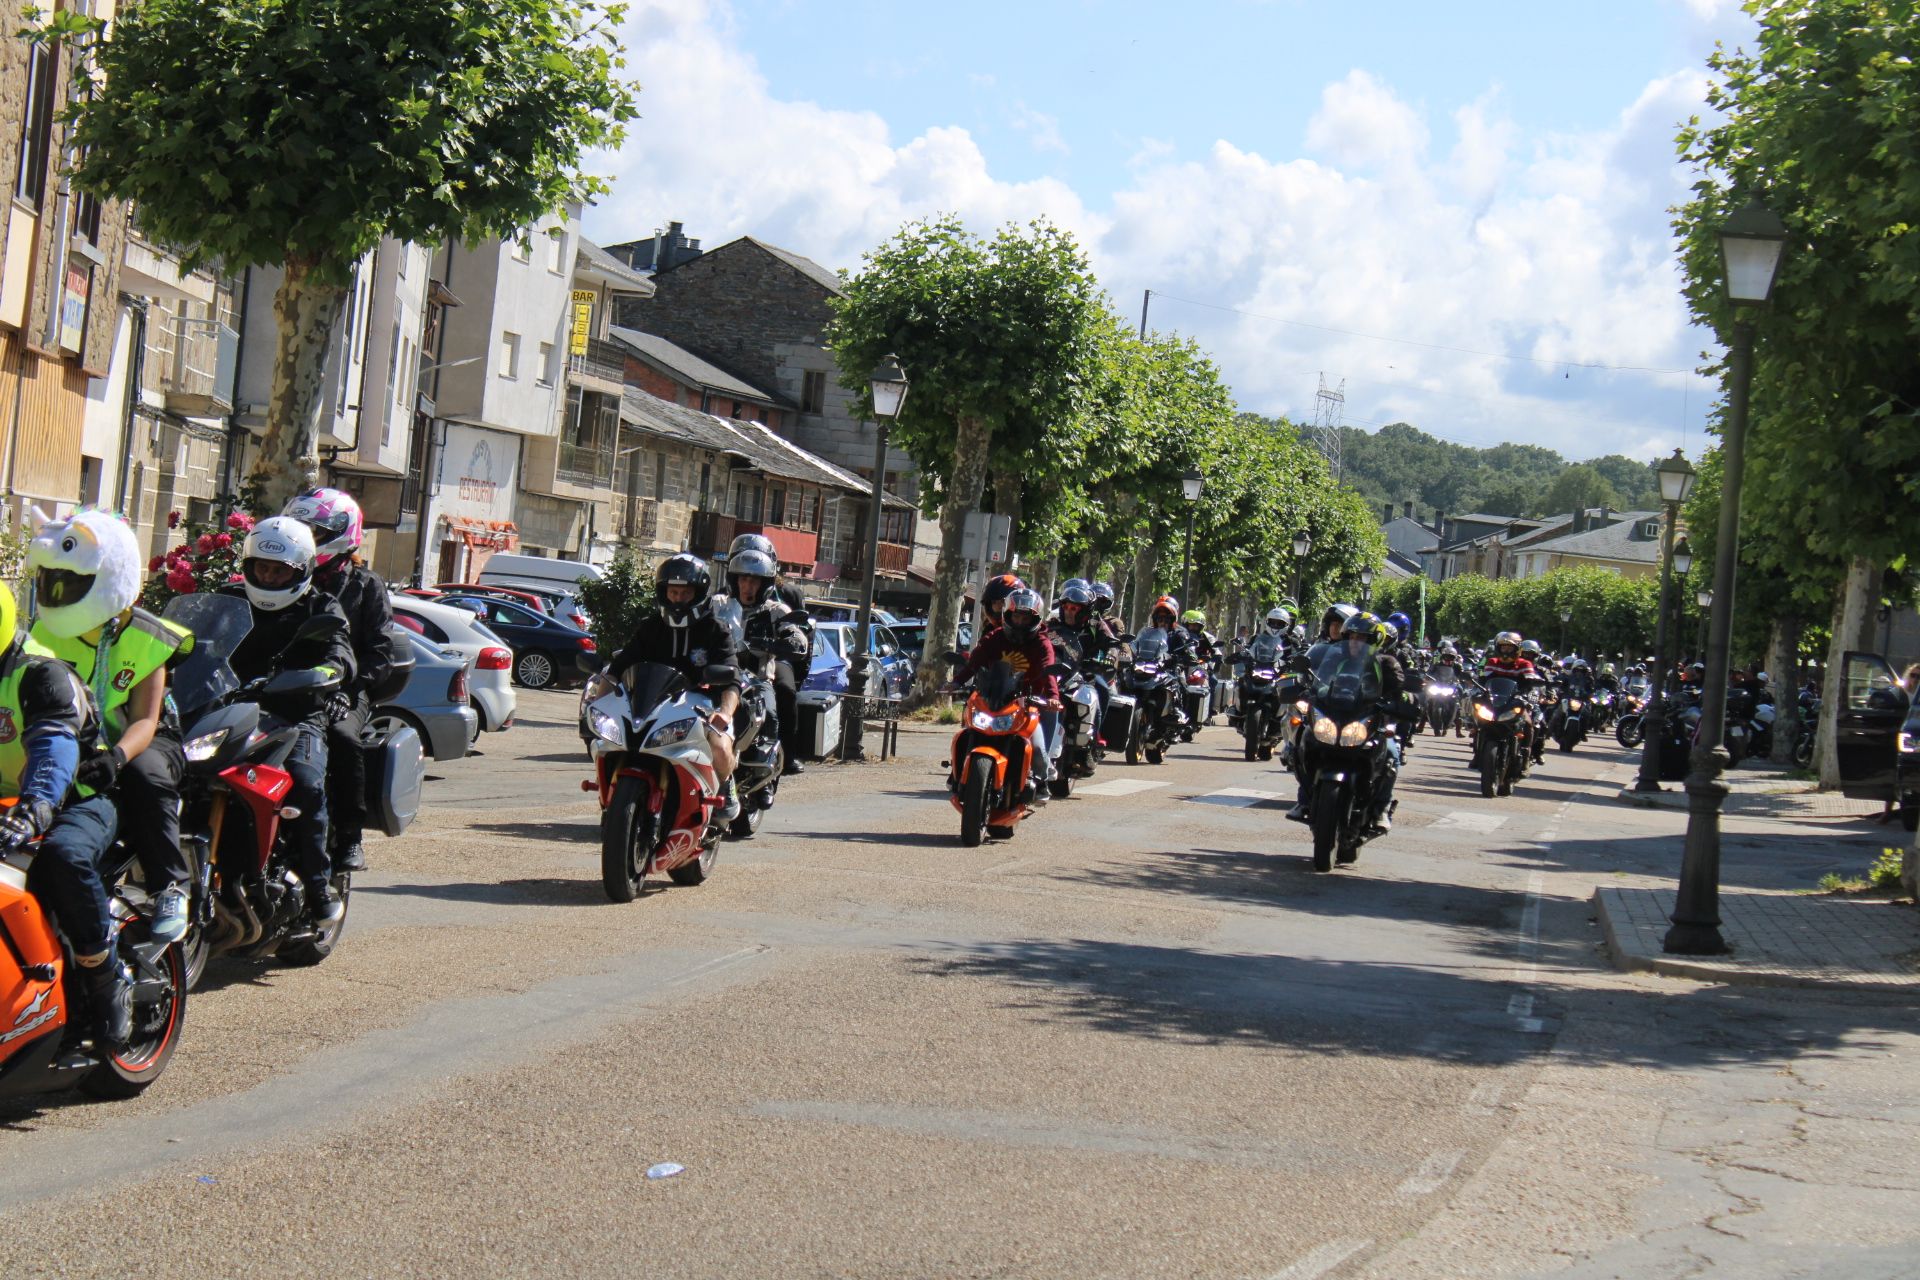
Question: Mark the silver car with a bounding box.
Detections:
[376,629,480,761]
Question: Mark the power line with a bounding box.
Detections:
[1147,289,1710,379]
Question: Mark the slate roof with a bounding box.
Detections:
[575,239,654,293]
[743,238,844,295]
[608,327,779,404]
[1523,511,1664,563]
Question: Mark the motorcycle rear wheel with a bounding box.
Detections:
[1047,754,1075,799]
[81,928,187,1099]
[667,837,719,885]
[728,796,766,839]
[1144,744,1164,765]
[1125,722,1141,766]
[601,774,650,902]
[959,759,990,847]
[1309,776,1341,872]
[1615,715,1644,749]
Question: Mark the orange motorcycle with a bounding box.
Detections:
[0,810,187,1100]
[945,660,1051,847]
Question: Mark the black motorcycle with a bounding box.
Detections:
[1549,681,1590,752]
[1470,675,1532,798]
[1116,629,1184,766]
[1300,644,1396,872]
[1423,672,1461,736]
[1236,656,1293,762]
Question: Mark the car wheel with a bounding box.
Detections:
[516,651,556,689]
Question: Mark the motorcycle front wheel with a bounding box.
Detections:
[1243,710,1262,762]
[1480,743,1501,798]
[1309,776,1342,872]
[959,758,990,847]
[601,774,650,902]
[1615,715,1644,749]
[81,928,187,1100]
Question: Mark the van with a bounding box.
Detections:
[476,553,606,595]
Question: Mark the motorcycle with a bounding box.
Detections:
[1048,656,1104,799]
[1424,674,1460,736]
[0,804,187,1100]
[1300,644,1396,872]
[1551,683,1590,752]
[1116,630,1183,766]
[1179,662,1212,741]
[162,594,417,985]
[945,659,1049,846]
[1471,675,1532,798]
[581,660,731,902]
[1237,660,1292,762]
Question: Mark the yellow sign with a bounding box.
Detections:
[569,290,594,356]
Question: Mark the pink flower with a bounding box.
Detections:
[226,511,255,531]
[213,532,233,549]
[226,572,243,584]
[148,556,163,572]
[165,568,197,593]
[166,511,182,530]
[196,533,216,553]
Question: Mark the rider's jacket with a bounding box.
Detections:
[723,593,809,668]
[609,612,740,693]
[956,627,1058,700]
[1484,655,1537,680]
[0,635,93,804]
[218,585,359,728]
[314,559,394,700]
[32,607,188,739]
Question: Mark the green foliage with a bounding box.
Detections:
[139,510,256,610]
[574,548,653,654]
[1818,848,1908,895]
[1542,464,1624,517]
[1334,421,1657,521]
[1373,566,1658,655]
[62,0,637,284]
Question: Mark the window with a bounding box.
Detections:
[653,452,667,500]
[548,230,566,273]
[385,324,403,399]
[499,331,521,379]
[14,43,56,209]
[536,341,556,387]
[510,233,532,263]
[801,370,826,414]
[768,487,786,526]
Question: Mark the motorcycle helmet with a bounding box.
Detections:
[982,573,1026,622]
[1492,630,1522,660]
[1386,612,1413,645]
[1057,579,1093,626]
[1057,577,1090,602]
[1340,611,1385,648]
[1377,617,1401,651]
[1180,608,1206,626]
[28,508,142,639]
[1150,594,1179,627]
[282,486,364,569]
[240,516,319,612]
[1320,602,1359,640]
[1264,606,1291,633]
[727,532,777,563]
[1089,581,1115,615]
[725,548,779,605]
[655,553,713,629]
[1290,623,1308,644]
[1002,587,1044,640]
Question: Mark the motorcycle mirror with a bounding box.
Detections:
[1045,661,1074,676]
[262,667,337,698]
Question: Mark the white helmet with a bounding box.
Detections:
[28,509,142,638]
[241,516,317,612]
[1265,605,1291,632]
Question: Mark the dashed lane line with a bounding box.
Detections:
[1433,810,1509,833]
[1186,787,1289,808]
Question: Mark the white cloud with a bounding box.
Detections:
[1009,102,1069,156]
[586,0,1732,461]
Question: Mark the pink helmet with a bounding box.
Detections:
[283,487,364,568]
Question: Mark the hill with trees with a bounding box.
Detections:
[1250,420,1662,521]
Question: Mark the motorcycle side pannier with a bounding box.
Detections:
[1101,694,1138,747]
[362,722,425,838]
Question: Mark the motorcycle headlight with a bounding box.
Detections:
[580,672,618,713]
[1498,707,1521,721]
[183,727,229,762]
[971,709,1018,732]
[1294,700,1311,715]
[1338,720,1369,747]
[1566,699,1582,712]
[644,718,696,748]
[589,709,623,744]
[1311,714,1338,745]
[1429,685,1453,696]
[1474,703,1495,722]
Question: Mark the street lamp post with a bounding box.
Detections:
[1634,465,1695,793]
[1358,563,1374,610]
[1178,469,1204,606]
[1665,197,1787,956]
[1292,531,1312,609]
[1694,587,1713,663]
[841,355,909,763]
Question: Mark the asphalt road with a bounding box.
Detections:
[1,692,1915,1279]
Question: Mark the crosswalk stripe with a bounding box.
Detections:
[1187,787,1289,808]
[1076,778,1172,797]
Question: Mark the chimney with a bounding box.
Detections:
[1434,508,1445,533]
[1403,500,1414,520]
[1570,509,1588,535]
[1383,502,1394,522]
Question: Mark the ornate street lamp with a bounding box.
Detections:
[1635,454,1698,792]
[1292,531,1312,609]
[842,355,909,761]
[1178,469,1204,608]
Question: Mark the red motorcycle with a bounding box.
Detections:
[945,660,1051,847]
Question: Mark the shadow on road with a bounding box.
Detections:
[468,818,600,843]
[781,830,959,849]
[355,877,608,908]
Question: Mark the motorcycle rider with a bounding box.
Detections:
[1288,611,1410,832]
[724,547,810,775]
[978,573,1027,640]
[1306,603,1360,664]
[606,554,743,820]
[950,587,1059,793]
[26,509,193,945]
[1428,643,1466,737]
[1179,608,1222,723]
[284,487,392,875]
[1472,631,1538,769]
[1049,579,1120,729]
[220,517,357,928]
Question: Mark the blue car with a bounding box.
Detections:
[804,621,914,699]
[437,593,597,690]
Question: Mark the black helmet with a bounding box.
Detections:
[726,548,778,603]
[655,554,712,629]
[1057,579,1093,624]
[1321,602,1358,638]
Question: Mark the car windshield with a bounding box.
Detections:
[162,592,253,719]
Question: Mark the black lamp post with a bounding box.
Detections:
[1292,531,1312,608]
[1666,197,1787,956]
[1358,563,1374,609]
[1635,496,1695,791]
[1694,587,1713,662]
[1178,469,1204,607]
[841,354,909,762]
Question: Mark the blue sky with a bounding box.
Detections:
[587,0,1759,460]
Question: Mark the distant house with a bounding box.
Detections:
[606,326,788,431]
[1376,501,1439,578]
[1422,513,1548,581]
[1506,509,1666,580]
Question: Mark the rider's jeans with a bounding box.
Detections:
[1036,708,1060,778]
[267,715,331,888]
[26,794,121,958]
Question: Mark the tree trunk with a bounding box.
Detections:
[991,468,1023,571]
[1131,540,1160,631]
[249,257,347,514]
[1818,557,1878,790]
[1767,614,1801,766]
[917,413,994,700]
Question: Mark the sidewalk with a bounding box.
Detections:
[1614,762,1881,818]
[1596,885,1920,990]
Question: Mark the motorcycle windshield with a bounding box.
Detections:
[971,660,1022,708]
[1312,643,1381,709]
[623,661,690,713]
[1048,625,1086,663]
[1484,676,1519,708]
[711,596,747,650]
[1131,628,1170,662]
[162,592,252,720]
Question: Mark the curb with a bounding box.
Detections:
[1593,888,1916,993]
[1613,780,1821,809]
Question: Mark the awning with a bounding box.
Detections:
[445,516,519,550]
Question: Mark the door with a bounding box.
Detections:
[1834,651,1908,800]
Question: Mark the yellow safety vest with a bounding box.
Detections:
[30,608,189,740]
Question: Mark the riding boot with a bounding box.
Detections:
[82,957,133,1048]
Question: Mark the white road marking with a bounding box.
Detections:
[1433,810,1508,833]
[1076,777,1171,797]
[1187,787,1287,807]
[1465,1082,1504,1115]
[1267,1237,1373,1280]
[1506,993,1534,1017]
[1513,871,1544,986]
[1396,1149,1465,1197]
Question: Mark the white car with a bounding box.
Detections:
[391,594,518,733]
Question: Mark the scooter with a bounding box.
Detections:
[581,660,730,902]
[945,659,1048,846]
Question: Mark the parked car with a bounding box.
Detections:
[804,600,900,626]
[390,594,518,733]
[432,581,591,633]
[803,621,914,699]
[378,630,480,761]
[476,552,604,599]
[437,592,596,690]
[1832,649,1919,830]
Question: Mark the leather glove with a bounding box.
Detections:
[0,799,54,850]
[324,692,353,723]
[76,745,126,792]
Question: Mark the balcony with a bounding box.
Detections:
[157,319,237,417]
[616,495,660,542]
[688,512,821,572]
[842,539,911,580]
[567,336,626,392]
[558,438,614,489]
